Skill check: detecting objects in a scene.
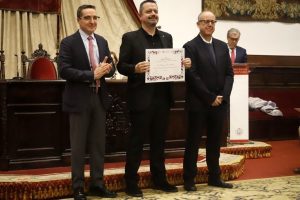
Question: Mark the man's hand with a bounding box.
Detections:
[134,61,150,73]
[211,96,223,107]
[94,56,112,79]
[182,58,191,69]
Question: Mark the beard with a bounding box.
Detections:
[147,16,158,27]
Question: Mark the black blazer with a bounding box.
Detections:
[184,35,234,111]
[117,28,173,111]
[58,31,115,112]
[235,46,247,63]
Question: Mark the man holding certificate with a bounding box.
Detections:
[117,0,191,197]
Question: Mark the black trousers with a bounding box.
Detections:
[69,92,106,189]
[124,99,170,186]
[183,104,227,184]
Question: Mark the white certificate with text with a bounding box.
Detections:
[145,48,185,83]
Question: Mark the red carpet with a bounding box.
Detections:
[0,158,185,175]
[1,140,298,200]
[1,140,299,179]
[237,139,300,180]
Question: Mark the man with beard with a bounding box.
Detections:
[182,11,234,191]
[117,0,191,197]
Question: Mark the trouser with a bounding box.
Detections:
[69,93,106,189]
[125,101,170,186]
[183,104,227,184]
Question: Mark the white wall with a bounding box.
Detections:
[134,0,300,56]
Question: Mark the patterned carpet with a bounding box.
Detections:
[75,175,300,200]
[0,141,275,199]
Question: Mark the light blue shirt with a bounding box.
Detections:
[79,29,100,66]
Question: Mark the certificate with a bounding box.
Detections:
[145,48,185,83]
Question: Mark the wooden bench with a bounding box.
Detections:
[249,88,300,140]
[246,55,300,141]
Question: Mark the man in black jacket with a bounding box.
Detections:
[183,10,234,191]
[117,0,191,197]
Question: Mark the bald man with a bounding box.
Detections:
[183,11,234,191]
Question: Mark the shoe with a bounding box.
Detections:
[73,187,86,200]
[153,181,178,192]
[125,184,143,197]
[89,186,117,198]
[184,183,197,191]
[208,180,233,188]
[294,168,300,174]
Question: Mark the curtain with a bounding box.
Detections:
[60,0,139,55]
[0,0,139,79]
[0,10,58,78]
[125,0,140,25]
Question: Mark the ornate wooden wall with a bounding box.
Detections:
[0,55,299,170]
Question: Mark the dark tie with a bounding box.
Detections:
[231,48,235,64]
[87,36,100,93]
[207,43,216,66]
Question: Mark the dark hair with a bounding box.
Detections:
[77,4,96,19]
[139,0,157,14]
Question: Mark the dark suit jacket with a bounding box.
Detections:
[58,31,115,112]
[235,46,247,63]
[117,28,173,111]
[184,35,234,111]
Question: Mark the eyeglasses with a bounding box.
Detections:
[228,37,239,42]
[80,15,100,21]
[198,20,217,25]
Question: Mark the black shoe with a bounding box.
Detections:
[89,186,117,198]
[73,187,86,200]
[208,180,233,188]
[184,183,197,191]
[153,181,178,192]
[125,184,143,197]
[294,168,300,174]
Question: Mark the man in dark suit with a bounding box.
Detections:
[182,11,234,191]
[227,28,247,64]
[58,4,117,200]
[117,0,191,197]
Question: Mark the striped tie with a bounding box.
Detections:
[87,36,100,93]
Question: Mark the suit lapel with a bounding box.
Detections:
[137,29,150,49]
[74,31,90,69]
[95,35,104,63]
[235,47,241,62]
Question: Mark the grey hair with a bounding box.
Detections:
[227,28,241,37]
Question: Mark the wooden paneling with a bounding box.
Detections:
[248,55,300,87]
[0,80,188,170]
[250,67,300,87]
[0,80,68,170]
[248,55,300,66]
[0,55,299,170]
